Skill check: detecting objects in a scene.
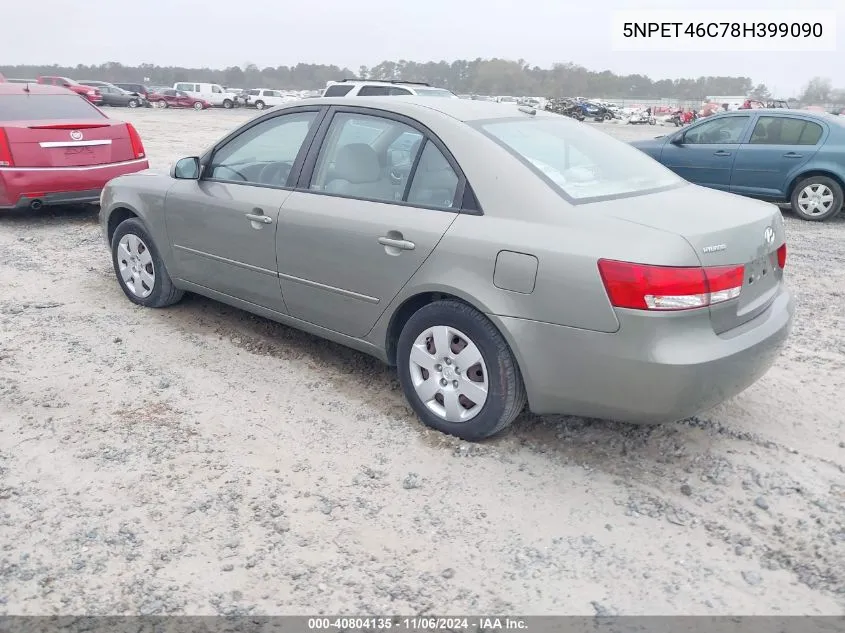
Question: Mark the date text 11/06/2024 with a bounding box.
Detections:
[622,22,823,39]
[307,617,528,631]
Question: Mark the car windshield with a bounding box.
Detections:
[0,94,106,120]
[413,88,456,98]
[476,117,684,202]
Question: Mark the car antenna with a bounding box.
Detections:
[518,105,536,115]
[23,82,31,93]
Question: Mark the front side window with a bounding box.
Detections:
[309,113,422,203]
[175,83,189,91]
[683,116,750,144]
[478,117,684,202]
[212,85,222,94]
[749,116,823,145]
[248,89,260,96]
[207,111,318,186]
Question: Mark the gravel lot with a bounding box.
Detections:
[1,107,843,616]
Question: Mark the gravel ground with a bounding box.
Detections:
[1,107,843,616]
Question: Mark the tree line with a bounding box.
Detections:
[2,59,842,104]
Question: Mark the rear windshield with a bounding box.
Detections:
[0,94,105,121]
[476,117,684,202]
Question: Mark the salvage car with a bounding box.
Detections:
[0,82,149,210]
[631,109,845,221]
[80,82,149,108]
[36,76,102,105]
[99,98,793,440]
[148,89,210,110]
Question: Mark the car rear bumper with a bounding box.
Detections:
[492,287,794,424]
[0,158,149,209]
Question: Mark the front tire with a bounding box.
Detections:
[128,99,138,108]
[222,99,233,109]
[254,100,265,110]
[159,101,168,109]
[193,101,204,110]
[396,300,526,441]
[790,176,843,221]
[111,218,184,308]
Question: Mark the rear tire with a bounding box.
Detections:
[396,300,526,441]
[111,218,184,308]
[790,175,843,221]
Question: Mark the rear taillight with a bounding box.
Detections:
[776,243,787,269]
[0,128,13,167]
[126,123,146,159]
[597,259,744,311]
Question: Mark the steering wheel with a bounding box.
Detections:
[389,163,413,186]
[212,165,248,181]
[719,129,732,141]
[258,161,293,186]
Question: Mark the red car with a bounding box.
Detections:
[147,89,210,110]
[0,82,149,210]
[37,76,102,105]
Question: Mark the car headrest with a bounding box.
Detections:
[333,143,380,184]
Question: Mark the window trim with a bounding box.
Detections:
[200,106,329,190]
[747,114,826,146]
[294,105,481,215]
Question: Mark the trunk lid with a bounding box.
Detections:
[594,184,786,334]
[4,119,134,167]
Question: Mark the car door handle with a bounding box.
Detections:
[245,212,272,224]
[783,152,803,158]
[713,150,732,156]
[378,236,415,250]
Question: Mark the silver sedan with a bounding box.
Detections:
[99,97,794,440]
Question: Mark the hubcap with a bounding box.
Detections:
[798,183,834,216]
[117,234,155,298]
[408,325,488,423]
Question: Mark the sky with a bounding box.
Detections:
[3,0,842,97]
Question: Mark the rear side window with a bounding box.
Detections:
[323,85,354,97]
[749,116,824,145]
[357,86,390,96]
[0,94,106,121]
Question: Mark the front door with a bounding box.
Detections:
[165,109,323,312]
[731,115,824,198]
[276,110,461,338]
[660,114,751,191]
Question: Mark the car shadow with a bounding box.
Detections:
[160,291,758,474]
[0,204,99,226]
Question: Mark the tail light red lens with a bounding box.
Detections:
[126,123,146,159]
[0,128,13,167]
[776,243,787,269]
[597,259,744,311]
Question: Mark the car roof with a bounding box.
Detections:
[0,82,75,95]
[298,96,543,122]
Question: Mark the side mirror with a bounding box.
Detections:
[670,134,684,145]
[171,157,200,180]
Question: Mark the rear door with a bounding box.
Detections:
[164,107,325,312]
[275,107,462,338]
[1,93,134,167]
[659,114,751,191]
[730,114,825,198]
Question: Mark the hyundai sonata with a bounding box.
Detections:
[99,97,793,440]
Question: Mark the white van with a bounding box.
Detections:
[173,82,239,108]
